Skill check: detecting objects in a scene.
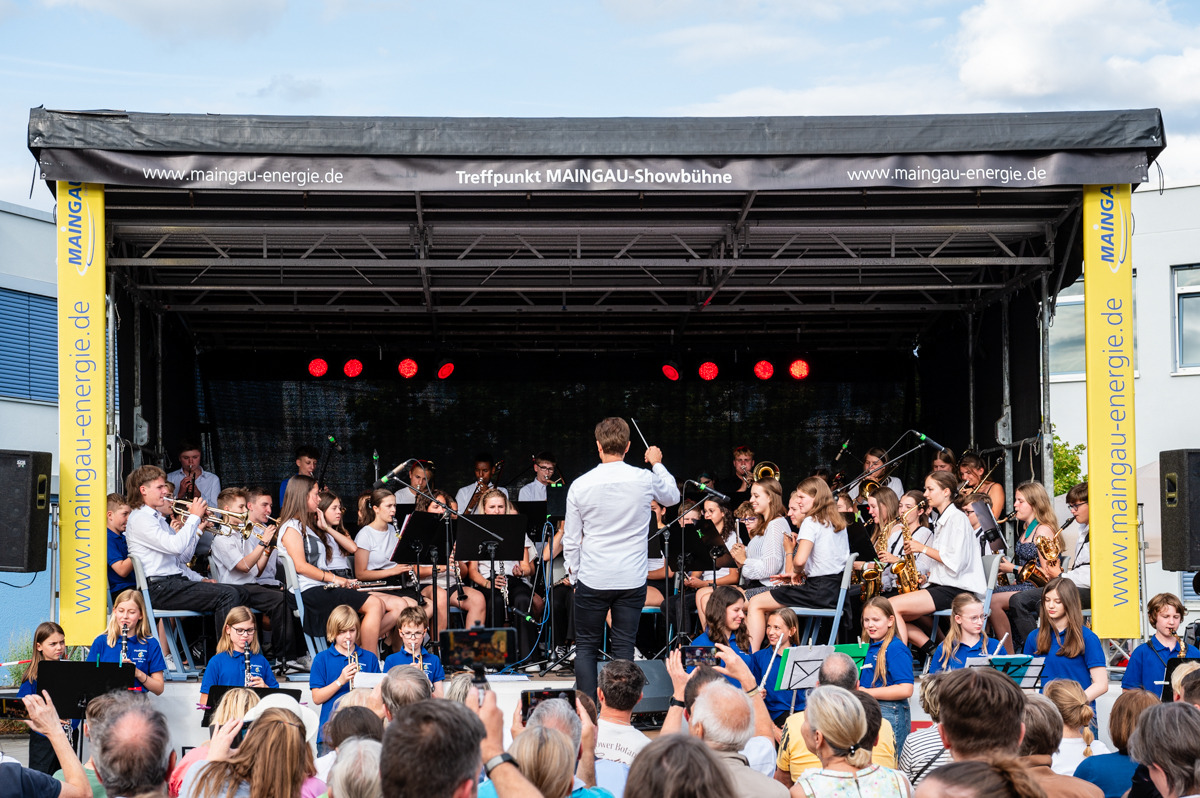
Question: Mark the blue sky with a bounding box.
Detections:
[2,0,1200,211]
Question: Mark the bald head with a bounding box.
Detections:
[94,696,173,797]
[818,652,858,691]
[689,682,753,752]
[380,666,432,721]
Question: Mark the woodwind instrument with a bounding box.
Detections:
[120,624,129,662]
[451,546,468,602]
[859,533,886,601]
[891,500,927,594]
[323,579,389,590]
[466,460,505,513]
[245,649,253,686]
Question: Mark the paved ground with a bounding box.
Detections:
[0,735,29,766]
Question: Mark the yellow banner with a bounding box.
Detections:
[1082,184,1140,639]
[57,182,107,644]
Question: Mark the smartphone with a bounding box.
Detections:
[681,645,720,669]
[520,689,575,723]
[440,627,518,670]
[0,698,30,720]
[232,721,250,749]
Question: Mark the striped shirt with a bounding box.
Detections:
[898,723,951,786]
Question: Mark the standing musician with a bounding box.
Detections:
[466,490,537,656]
[518,451,559,500]
[351,489,424,651]
[718,445,757,509]
[167,440,221,505]
[455,452,507,515]
[957,453,1004,519]
[413,489,488,628]
[564,417,680,702]
[279,444,321,509]
[852,447,903,502]
[393,461,429,506]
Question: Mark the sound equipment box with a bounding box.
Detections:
[592,658,672,730]
[1161,449,1200,572]
[0,450,53,572]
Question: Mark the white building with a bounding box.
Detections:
[1050,183,1200,609]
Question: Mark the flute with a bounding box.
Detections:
[323,579,389,590]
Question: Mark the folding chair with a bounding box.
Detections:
[930,553,1002,636]
[277,546,327,666]
[131,555,203,681]
[790,553,858,646]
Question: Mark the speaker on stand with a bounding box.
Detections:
[1161,450,1200,572]
[0,450,53,573]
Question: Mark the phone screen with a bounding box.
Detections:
[520,689,575,722]
[0,699,30,720]
[681,645,720,669]
[440,627,518,669]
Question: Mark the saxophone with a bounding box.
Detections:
[891,501,927,594]
[1017,533,1062,587]
[859,530,887,600]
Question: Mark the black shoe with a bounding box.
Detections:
[912,640,937,669]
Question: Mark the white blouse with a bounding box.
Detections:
[799,517,849,578]
[881,525,935,591]
[740,516,787,586]
[354,524,400,572]
[927,503,987,594]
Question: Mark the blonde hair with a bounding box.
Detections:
[939,593,989,670]
[804,685,872,768]
[332,688,385,717]
[481,489,508,514]
[1015,481,1061,548]
[767,608,801,647]
[750,478,785,526]
[796,477,846,531]
[1171,661,1200,697]
[190,707,315,798]
[508,726,576,798]
[861,597,898,686]
[868,488,899,550]
[1044,679,1096,757]
[106,589,153,646]
[217,606,261,655]
[212,687,260,726]
[326,604,361,643]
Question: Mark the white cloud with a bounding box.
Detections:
[39,0,289,39]
[602,0,912,23]
[1154,131,1200,188]
[651,23,822,64]
[253,74,325,102]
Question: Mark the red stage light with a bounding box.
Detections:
[308,358,328,377]
[343,359,364,378]
[398,358,418,379]
[662,362,680,381]
[437,359,455,379]
[789,359,810,380]
[698,362,719,381]
[753,360,774,380]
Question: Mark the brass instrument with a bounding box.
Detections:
[859,529,888,601]
[466,460,505,514]
[956,455,1004,498]
[120,624,129,662]
[1017,534,1062,587]
[249,516,282,549]
[859,479,881,500]
[891,500,928,594]
[170,499,253,538]
[753,462,781,482]
[347,645,359,689]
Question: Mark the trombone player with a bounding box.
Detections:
[718,445,757,508]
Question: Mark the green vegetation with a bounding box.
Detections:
[1052,427,1087,497]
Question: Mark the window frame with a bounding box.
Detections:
[1174,264,1200,375]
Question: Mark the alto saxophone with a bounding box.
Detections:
[859,531,886,601]
[891,501,927,594]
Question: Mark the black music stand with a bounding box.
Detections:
[38,660,135,720]
[546,485,567,519]
[517,500,566,672]
[201,686,302,726]
[397,511,449,648]
[692,519,735,592]
[650,515,711,654]
[458,514,529,626]
[1163,657,1200,702]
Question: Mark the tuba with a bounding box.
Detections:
[753,462,781,482]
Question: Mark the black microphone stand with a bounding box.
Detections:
[648,509,700,656]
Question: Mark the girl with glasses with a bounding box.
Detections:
[200,606,279,707]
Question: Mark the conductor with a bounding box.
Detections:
[564,417,680,701]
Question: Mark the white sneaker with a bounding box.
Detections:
[524,663,542,674]
[634,647,645,661]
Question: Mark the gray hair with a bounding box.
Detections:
[444,672,490,705]
[689,682,753,752]
[93,694,173,797]
[1129,702,1200,797]
[381,666,432,719]
[528,698,582,752]
[328,737,382,798]
[817,652,859,691]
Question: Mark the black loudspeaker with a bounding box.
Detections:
[1160,449,1200,572]
[593,659,672,730]
[0,450,53,572]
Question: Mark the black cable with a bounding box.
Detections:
[0,574,38,588]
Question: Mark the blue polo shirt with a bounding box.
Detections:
[382,649,445,685]
[107,529,136,596]
[310,644,381,742]
[751,646,805,717]
[689,631,754,685]
[87,633,165,692]
[1023,625,1106,702]
[1121,636,1200,693]
[860,638,914,689]
[929,636,1004,673]
[200,650,279,696]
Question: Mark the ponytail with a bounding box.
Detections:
[924,758,1044,798]
[1045,679,1096,757]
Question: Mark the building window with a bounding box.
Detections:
[1176,265,1200,371]
[1049,276,1137,379]
[0,288,57,402]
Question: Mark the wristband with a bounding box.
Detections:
[669,697,686,709]
[744,687,760,699]
[484,753,517,776]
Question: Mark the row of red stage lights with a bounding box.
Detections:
[307,358,456,379]
[662,359,809,381]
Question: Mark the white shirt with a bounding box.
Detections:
[798,517,849,578]
[740,737,777,776]
[475,534,535,580]
[928,503,987,594]
[393,487,417,505]
[853,476,903,502]
[455,482,508,515]
[209,525,276,586]
[882,525,935,591]
[564,460,680,591]
[595,719,651,766]
[1064,524,1091,590]
[1051,737,1111,776]
[741,516,787,586]
[281,519,329,591]
[518,480,548,501]
[355,524,400,571]
[698,530,740,582]
[166,468,222,507]
[125,504,203,580]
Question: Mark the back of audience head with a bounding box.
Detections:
[528,697,582,753]
[1181,669,1200,707]
[916,759,1045,798]
[625,735,737,798]
[575,690,597,724]
[94,693,174,798]
[1107,689,1159,756]
[689,681,753,752]
[509,726,576,798]
[380,665,433,720]
[918,671,947,723]
[191,706,315,798]
[853,691,884,755]
[1018,693,1063,758]
[1128,702,1200,798]
[212,687,260,727]
[1043,679,1094,755]
[937,667,1025,759]
[683,664,725,712]
[328,737,382,798]
[334,686,387,720]
[381,700,483,798]
[444,672,489,705]
[804,686,872,769]
[83,690,122,742]
[817,652,859,691]
[597,659,645,713]
[326,705,385,750]
[1170,660,1200,701]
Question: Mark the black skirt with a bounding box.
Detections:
[301,585,370,637]
[925,583,976,612]
[770,573,842,609]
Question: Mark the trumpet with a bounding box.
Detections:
[249,517,282,549]
[169,499,253,537]
[753,462,781,482]
[347,645,359,689]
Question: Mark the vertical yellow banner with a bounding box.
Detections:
[57,181,107,645]
[1082,184,1140,639]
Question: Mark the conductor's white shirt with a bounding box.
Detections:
[564,460,680,591]
[125,504,203,580]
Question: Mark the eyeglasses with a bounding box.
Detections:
[230,626,256,637]
[1067,502,1087,510]
[959,614,986,623]
[535,465,555,471]
[399,630,425,640]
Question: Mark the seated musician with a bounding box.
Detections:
[718,445,756,509]
[455,452,507,515]
[852,448,903,502]
[279,444,321,509]
[645,499,675,610]
[393,460,428,506]
[310,605,382,752]
[958,453,1004,519]
[727,478,788,602]
[879,490,935,596]
[990,481,1061,653]
[87,589,165,695]
[351,488,423,651]
[167,440,222,507]
[209,487,293,665]
[277,475,393,655]
[199,606,279,707]
[382,606,446,697]
[466,489,537,656]
[692,496,743,621]
[931,448,957,474]
[106,493,135,602]
[413,489,487,627]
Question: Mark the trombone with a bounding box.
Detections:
[169,499,252,538]
[753,462,781,482]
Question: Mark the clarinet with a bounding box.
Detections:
[451,546,468,602]
[120,624,129,662]
[245,649,253,686]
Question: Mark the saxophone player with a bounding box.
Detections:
[454,453,507,515]
[879,491,935,595]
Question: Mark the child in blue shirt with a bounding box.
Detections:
[1023,577,1107,710]
[17,622,77,775]
[106,494,136,599]
[311,604,381,746]
[1121,592,1200,696]
[858,596,914,756]
[691,586,755,685]
[87,589,166,695]
[200,606,278,707]
[382,606,445,697]
[930,593,1003,673]
[750,607,804,724]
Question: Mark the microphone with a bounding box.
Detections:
[834,439,850,462]
[688,480,731,503]
[914,431,946,452]
[375,459,417,490]
[327,435,345,453]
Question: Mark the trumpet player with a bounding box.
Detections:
[123,465,242,635]
[167,440,222,506]
[209,488,294,666]
[718,445,756,508]
[989,481,1061,653]
[851,447,903,502]
[454,452,507,515]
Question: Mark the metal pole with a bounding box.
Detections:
[1039,273,1054,489]
[1001,296,1014,548]
[133,302,142,468]
[967,311,976,452]
[155,314,163,468]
